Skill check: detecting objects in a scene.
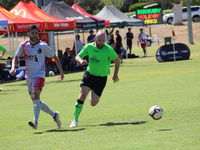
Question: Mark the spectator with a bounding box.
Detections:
[108,34,115,48]
[73,34,83,54]
[138,28,148,57]
[126,28,134,55]
[115,30,124,62]
[105,28,114,44]
[68,48,76,71]
[62,47,70,71]
[87,29,96,43]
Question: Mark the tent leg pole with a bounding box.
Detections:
[7,31,12,57]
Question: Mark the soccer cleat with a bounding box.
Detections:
[28,121,38,129]
[69,120,78,128]
[53,112,61,128]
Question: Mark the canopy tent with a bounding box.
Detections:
[10,1,76,31]
[0,19,11,57]
[96,6,143,28]
[0,6,40,33]
[72,4,110,28]
[43,2,104,29]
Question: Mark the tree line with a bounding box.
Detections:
[0,0,200,14]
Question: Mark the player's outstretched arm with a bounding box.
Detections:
[112,57,120,83]
[9,56,18,76]
[53,55,64,80]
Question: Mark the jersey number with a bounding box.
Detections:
[34,55,38,62]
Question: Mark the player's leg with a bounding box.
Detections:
[70,86,90,127]
[32,77,61,128]
[90,76,107,107]
[90,91,100,106]
[141,43,147,57]
[27,77,44,129]
[40,101,61,128]
[70,71,92,127]
[129,43,132,55]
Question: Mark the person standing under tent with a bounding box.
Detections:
[9,25,64,129]
[73,34,83,54]
[105,28,114,44]
[115,30,124,62]
[87,29,96,43]
[138,28,148,57]
[69,31,120,128]
[126,28,134,55]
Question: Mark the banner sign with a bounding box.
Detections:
[0,20,8,31]
[156,43,190,62]
[136,8,163,25]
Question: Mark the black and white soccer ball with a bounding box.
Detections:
[149,105,164,120]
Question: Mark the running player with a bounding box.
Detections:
[70,31,120,127]
[9,25,64,129]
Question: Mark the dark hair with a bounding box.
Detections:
[28,25,38,31]
[76,34,80,39]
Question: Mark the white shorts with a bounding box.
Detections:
[26,77,45,94]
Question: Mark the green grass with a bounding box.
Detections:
[0,43,200,150]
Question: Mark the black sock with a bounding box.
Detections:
[77,99,84,104]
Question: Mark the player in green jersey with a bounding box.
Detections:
[70,31,120,127]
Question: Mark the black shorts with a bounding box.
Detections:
[80,71,107,97]
[127,41,132,50]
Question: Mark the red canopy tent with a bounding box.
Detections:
[10,1,76,31]
[0,6,40,33]
[72,4,110,28]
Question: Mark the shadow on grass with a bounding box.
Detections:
[0,89,19,94]
[86,121,147,127]
[157,129,172,132]
[34,128,86,134]
[99,121,147,126]
[4,79,81,87]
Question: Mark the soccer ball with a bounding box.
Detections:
[149,105,164,120]
[48,71,55,76]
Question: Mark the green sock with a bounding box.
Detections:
[74,100,84,121]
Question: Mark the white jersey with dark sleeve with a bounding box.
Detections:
[15,40,55,79]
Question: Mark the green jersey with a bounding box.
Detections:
[78,42,118,76]
[0,45,5,52]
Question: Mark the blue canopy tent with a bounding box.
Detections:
[0,20,12,57]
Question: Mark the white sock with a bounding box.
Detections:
[33,99,41,124]
[40,101,55,117]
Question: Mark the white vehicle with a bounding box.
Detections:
[163,6,200,24]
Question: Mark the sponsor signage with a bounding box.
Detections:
[0,20,8,32]
[136,8,163,25]
[156,43,190,62]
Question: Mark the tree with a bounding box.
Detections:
[75,0,104,14]
[0,0,33,10]
[101,0,126,9]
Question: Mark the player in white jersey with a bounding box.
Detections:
[138,28,148,57]
[9,25,64,129]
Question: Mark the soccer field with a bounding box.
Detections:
[0,43,200,150]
